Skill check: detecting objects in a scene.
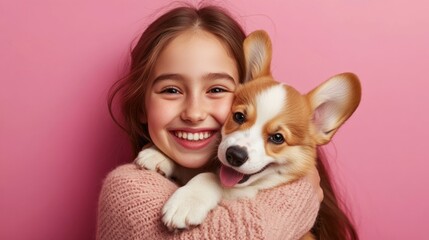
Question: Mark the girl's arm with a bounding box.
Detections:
[96,164,320,240]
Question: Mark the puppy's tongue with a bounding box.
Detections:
[220,164,244,187]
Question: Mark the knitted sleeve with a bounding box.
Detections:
[96,164,319,240]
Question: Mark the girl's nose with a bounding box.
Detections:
[180,98,207,123]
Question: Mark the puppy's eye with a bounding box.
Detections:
[233,112,246,124]
[269,133,285,144]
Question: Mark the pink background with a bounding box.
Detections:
[1,0,428,239]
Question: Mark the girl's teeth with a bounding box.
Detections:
[175,131,212,141]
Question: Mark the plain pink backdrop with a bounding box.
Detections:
[1,0,428,239]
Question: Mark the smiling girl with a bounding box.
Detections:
[97,3,356,240]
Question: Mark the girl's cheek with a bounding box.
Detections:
[214,97,234,124]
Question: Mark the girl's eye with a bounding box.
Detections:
[208,87,229,94]
[268,133,285,145]
[160,87,180,94]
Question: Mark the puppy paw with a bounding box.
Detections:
[162,185,213,230]
[134,146,175,177]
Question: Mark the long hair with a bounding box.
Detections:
[108,4,246,156]
[313,148,359,240]
[108,3,358,240]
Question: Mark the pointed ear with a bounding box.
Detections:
[307,73,362,145]
[243,30,272,82]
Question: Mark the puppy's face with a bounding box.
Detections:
[217,30,361,188]
[218,77,316,187]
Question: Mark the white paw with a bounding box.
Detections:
[162,185,213,230]
[134,146,175,177]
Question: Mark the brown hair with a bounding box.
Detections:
[313,148,359,240]
[108,3,358,240]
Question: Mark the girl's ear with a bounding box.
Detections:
[307,73,362,145]
[243,30,272,82]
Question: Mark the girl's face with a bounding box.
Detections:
[145,30,239,168]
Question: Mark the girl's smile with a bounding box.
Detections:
[170,128,217,150]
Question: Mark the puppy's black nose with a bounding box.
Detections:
[225,145,248,167]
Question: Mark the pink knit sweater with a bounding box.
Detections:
[96,164,319,240]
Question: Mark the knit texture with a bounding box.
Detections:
[96,164,319,240]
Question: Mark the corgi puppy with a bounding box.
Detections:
[135,30,361,238]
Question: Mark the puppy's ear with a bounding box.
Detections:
[307,73,361,145]
[243,30,272,82]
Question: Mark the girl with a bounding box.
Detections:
[97,3,357,240]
